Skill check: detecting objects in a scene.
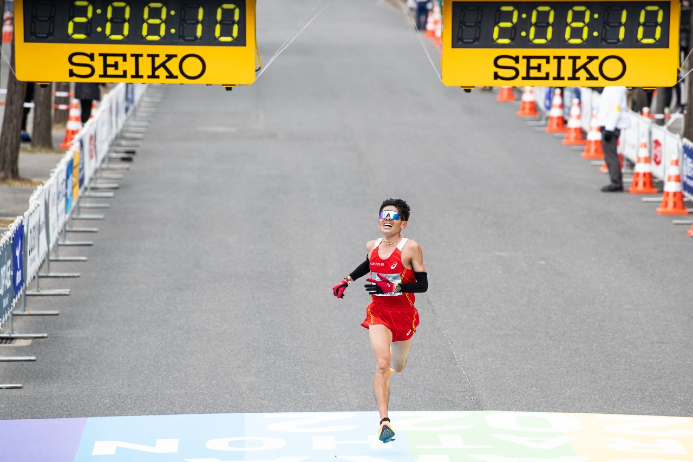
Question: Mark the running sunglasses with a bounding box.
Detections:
[379,211,401,220]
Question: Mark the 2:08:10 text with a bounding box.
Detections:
[24,0,246,46]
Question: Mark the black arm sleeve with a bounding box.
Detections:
[349,256,371,281]
[399,271,428,293]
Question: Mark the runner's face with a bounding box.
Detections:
[379,206,406,235]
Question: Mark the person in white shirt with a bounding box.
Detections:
[597,86,631,192]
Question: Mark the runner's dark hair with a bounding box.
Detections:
[379,198,410,221]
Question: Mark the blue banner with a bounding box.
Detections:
[12,222,24,301]
[544,87,553,111]
[78,140,85,189]
[0,236,14,324]
[683,141,693,200]
[66,158,74,215]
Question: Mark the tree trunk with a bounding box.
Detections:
[31,83,53,149]
[53,82,69,125]
[0,36,27,180]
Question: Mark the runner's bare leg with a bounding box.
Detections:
[391,338,412,373]
[369,324,393,420]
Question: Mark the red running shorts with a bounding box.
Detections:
[361,303,419,342]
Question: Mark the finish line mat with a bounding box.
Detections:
[1,411,692,461]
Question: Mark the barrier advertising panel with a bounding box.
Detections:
[35,186,47,263]
[12,220,24,303]
[47,176,59,249]
[80,126,92,186]
[96,97,112,164]
[650,125,667,180]
[0,233,14,329]
[683,139,693,201]
[72,147,81,202]
[56,161,67,232]
[664,131,683,183]
[25,202,40,284]
[623,114,640,164]
[65,157,74,216]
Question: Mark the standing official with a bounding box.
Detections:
[598,86,630,192]
[415,1,431,30]
[332,199,428,444]
[75,83,105,124]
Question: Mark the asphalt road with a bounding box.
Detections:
[0,0,691,420]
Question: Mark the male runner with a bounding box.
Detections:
[333,198,428,443]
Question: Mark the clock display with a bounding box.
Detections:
[452,1,670,48]
[23,0,247,46]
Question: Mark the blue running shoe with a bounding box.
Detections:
[378,418,395,443]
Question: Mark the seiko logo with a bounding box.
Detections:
[68,52,207,81]
[493,55,626,82]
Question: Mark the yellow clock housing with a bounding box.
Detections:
[442,0,681,87]
[15,0,257,85]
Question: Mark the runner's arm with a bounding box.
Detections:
[398,241,427,293]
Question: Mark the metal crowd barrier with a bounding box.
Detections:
[0,83,151,389]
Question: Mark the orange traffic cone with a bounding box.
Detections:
[628,137,658,194]
[424,10,435,40]
[563,99,585,145]
[545,89,566,134]
[497,87,516,102]
[432,4,442,49]
[517,87,537,117]
[642,107,651,119]
[60,99,82,149]
[2,12,12,43]
[582,109,604,159]
[688,223,693,237]
[656,154,689,215]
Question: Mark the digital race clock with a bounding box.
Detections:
[442,0,681,87]
[14,0,257,85]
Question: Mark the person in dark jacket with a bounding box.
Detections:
[74,83,105,124]
[21,83,35,142]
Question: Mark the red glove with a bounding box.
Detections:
[365,274,395,295]
[333,278,350,298]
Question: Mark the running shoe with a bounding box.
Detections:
[378,419,395,443]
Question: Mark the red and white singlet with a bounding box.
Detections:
[368,237,417,309]
[361,237,419,341]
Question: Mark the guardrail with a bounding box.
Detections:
[0,83,150,389]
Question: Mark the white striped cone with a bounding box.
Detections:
[656,155,688,214]
[627,138,657,193]
[433,4,442,48]
[2,12,12,43]
[424,9,435,39]
[581,109,604,159]
[549,90,563,118]
[517,87,537,116]
[60,99,83,149]
[586,110,601,141]
[545,89,565,133]
[566,99,581,128]
[563,99,585,145]
[521,87,533,102]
